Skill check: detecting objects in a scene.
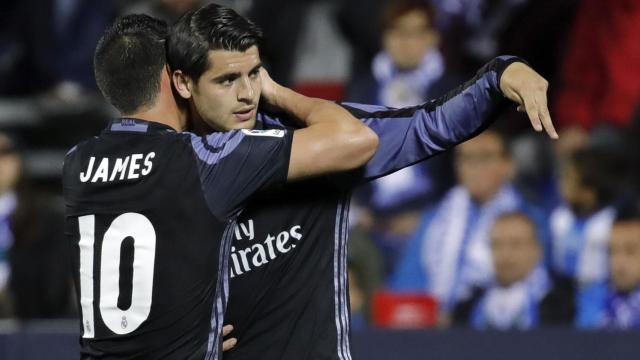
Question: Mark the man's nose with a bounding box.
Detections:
[237,76,254,101]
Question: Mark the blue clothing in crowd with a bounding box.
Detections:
[388,184,545,310]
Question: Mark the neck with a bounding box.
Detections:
[571,202,600,218]
[124,100,185,132]
[124,109,182,132]
[472,192,496,206]
[190,113,216,135]
[471,184,509,206]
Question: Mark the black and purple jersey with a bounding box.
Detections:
[223,56,522,360]
[63,119,292,359]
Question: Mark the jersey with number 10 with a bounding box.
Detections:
[63,118,292,359]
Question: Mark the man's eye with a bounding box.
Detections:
[219,79,233,86]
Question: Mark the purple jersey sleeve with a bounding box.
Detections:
[341,56,522,182]
[187,128,293,220]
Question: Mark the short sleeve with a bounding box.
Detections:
[186,128,293,220]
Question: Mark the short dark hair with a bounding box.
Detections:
[167,3,263,81]
[94,14,168,114]
[570,147,624,206]
[382,0,436,30]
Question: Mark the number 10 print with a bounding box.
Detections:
[78,213,156,338]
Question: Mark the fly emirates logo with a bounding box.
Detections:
[230,219,303,278]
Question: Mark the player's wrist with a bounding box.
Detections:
[495,56,527,95]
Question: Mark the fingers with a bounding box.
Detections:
[222,324,237,352]
[537,96,558,139]
[222,337,238,352]
[222,324,234,337]
[524,89,558,139]
[519,81,558,139]
[523,98,543,133]
[502,62,559,139]
[259,67,271,80]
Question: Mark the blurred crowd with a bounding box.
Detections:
[1,0,640,333]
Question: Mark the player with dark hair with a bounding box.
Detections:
[166,3,557,360]
[64,14,377,360]
[92,15,169,115]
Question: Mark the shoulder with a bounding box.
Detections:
[62,136,101,177]
[64,136,99,159]
[178,130,244,157]
[180,128,288,167]
[256,111,297,129]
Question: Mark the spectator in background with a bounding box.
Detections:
[347,0,459,106]
[602,215,640,329]
[578,212,640,329]
[629,107,640,201]
[427,0,530,76]
[338,0,387,98]
[389,130,536,325]
[347,227,384,330]
[348,0,458,274]
[453,212,574,329]
[550,148,622,287]
[553,0,640,151]
[348,262,368,330]
[0,0,114,96]
[0,133,72,319]
[0,134,20,316]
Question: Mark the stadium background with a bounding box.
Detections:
[1,0,639,358]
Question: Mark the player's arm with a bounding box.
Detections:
[259,69,379,180]
[189,110,375,220]
[341,56,557,181]
[187,128,292,220]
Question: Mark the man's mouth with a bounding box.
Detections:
[234,107,255,122]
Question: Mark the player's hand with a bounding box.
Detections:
[222,324,237,352]
[499,62,559,139]
[259,68,284,112]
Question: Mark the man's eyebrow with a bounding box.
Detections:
[212,72,240,82]
[211,63,263,82]
[249,63,263,73]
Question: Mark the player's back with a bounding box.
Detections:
[63,119,229,359]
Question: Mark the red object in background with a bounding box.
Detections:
[372,291,438,328]
[554,0,640,130]
[292,81,345,102]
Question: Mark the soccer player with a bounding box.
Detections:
[167,4,557,360]
[63,15,377,359]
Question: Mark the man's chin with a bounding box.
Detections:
[231,118,257,130]
[203,117,257,132]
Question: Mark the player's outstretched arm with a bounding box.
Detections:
[340,56,556,182]
[260,69,379,180]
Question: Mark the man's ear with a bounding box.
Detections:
[172,70,193,100]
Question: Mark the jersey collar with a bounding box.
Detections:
[105,118,176,134]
